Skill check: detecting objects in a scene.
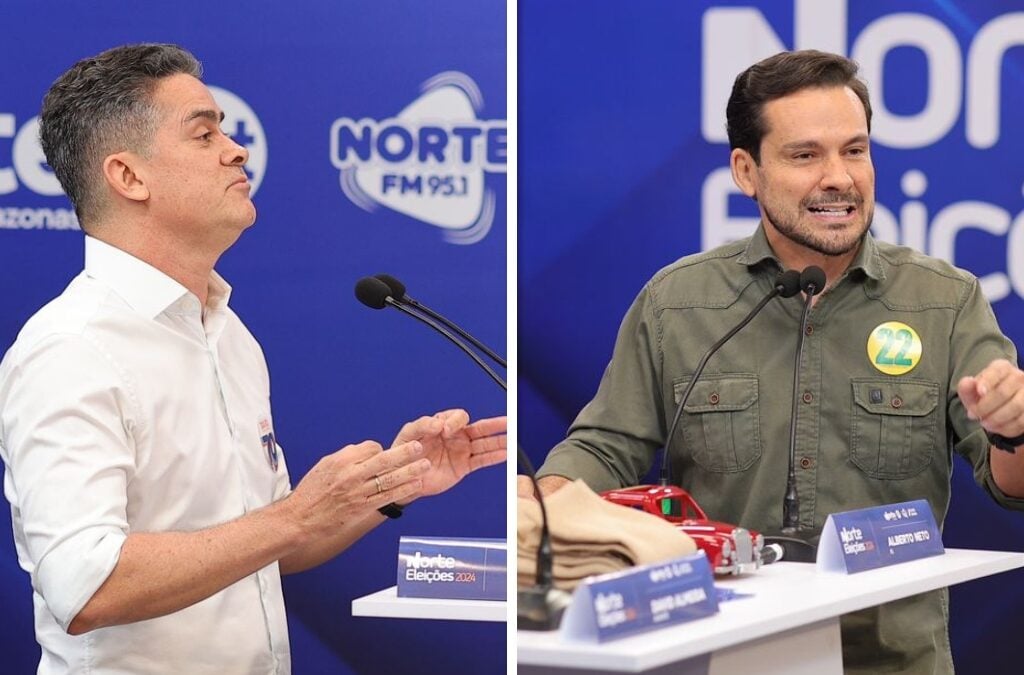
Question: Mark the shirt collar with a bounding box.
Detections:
[83,236,232,319]
[205,269,232,314]
[735,225,778,267]
[846,232,886,281]
[735,223,886,282]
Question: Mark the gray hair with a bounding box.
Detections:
[39,43,202,230]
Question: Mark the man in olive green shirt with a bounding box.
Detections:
[522,50,1024,674]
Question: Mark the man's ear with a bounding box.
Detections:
[102,152,150,203]
[730,148,758,199]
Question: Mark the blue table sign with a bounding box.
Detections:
[560,551,719,643]
[817,499,944,574]
[397,536,506,601]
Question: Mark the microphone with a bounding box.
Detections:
[517,447,571,631]
[773,265,826,563]
[657,269,802,486]
[353,277,507,390]
[374,274,507,369]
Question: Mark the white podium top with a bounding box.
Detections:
[517,548,1024,672]
[352,586,506,622]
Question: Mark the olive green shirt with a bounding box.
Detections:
[538,227,1024,674]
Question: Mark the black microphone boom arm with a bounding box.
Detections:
[386,299,507,391]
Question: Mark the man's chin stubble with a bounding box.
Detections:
[763,206,872,258]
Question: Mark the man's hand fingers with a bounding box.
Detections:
[373,457,431,493]
[356,441,425,480]
[979,387,1024,436]
[957,376,983,419]
[471,434,506,455]
[335,440,384,464]
[432,408,465,422]
[437,409,470,437]
[394,416,444,443]
[394,410,505,442]
[465,416,507,440]
[469,449,506,472]
[369,478,423,510]
[966,361,1023,422]
[959,360,1024,436]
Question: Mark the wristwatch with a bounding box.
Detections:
[377,502,405,519]
[987,431,1024,454]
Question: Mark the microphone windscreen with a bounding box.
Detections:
[375,273,407,301]
[354,277,392,309]
[799,266,826,295]
[775,270,802,298]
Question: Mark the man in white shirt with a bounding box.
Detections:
[0,43,506,674]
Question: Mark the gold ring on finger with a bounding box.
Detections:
[374,474,383,494]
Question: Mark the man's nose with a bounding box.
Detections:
[222,136,249,167]
[819,154,854,191]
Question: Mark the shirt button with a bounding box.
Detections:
[802,391,813,404]
[799,457,813,469]
[709,392,720,405]
[805,324,814,336]
[891,396,903,409]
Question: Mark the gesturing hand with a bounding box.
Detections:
[957,358,1024,438]
[289,439,430,534]
[391,409,507,500]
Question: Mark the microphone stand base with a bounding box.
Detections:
[517,586,571,631]
[764,534,818,563]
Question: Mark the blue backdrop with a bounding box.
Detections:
[519,0,1024,671]
[0,2,506,674]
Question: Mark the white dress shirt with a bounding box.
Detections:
[0,236,292,674]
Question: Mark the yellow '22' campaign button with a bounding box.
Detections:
[867,322,922,375]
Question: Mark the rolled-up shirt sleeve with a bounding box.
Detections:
[946,277,1024,511]
[1,332,137,631]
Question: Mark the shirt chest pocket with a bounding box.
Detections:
[673,373,761,473]
[850,378,939,479]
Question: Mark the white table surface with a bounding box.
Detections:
[517,548,1024,672]
[352,585,507,622]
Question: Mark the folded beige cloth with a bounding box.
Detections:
[518,479,696,590]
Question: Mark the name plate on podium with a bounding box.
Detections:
[817,499,944,574]
[396,536,506,601]
[560,552,718,643]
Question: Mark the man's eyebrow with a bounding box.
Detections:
[780,140,823,152]
[182,109,225,126]
[780,134,870,152]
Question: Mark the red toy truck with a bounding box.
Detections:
[601,484,769,575]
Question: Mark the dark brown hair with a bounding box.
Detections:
[39,44,202,230]
[726,50,872,164]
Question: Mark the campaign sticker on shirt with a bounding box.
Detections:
[258,415,278,471]
[867,322,922,375]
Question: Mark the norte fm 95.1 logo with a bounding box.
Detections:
[330,72,507,246]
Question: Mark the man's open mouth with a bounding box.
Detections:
[807,205,855,215]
